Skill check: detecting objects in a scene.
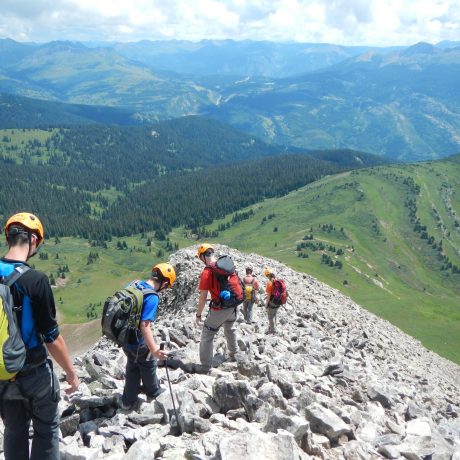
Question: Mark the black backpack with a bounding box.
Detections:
[101,281,157,347]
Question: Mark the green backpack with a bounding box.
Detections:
[0,266,29,381]
[101,281,157,347]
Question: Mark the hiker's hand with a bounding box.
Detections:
[195,314,202,327]
[153,348,169,360]
[65,372,80,395]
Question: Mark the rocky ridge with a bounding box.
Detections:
[9,245,460,459]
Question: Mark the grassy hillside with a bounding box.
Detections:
[16,235,168,324]
[173,158,460,363]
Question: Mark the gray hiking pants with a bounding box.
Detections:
[200,307,237,369]
[266,303,279,333]
[242,300,256,322]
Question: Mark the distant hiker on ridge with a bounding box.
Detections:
[242,264,259,323]
[0,212,80,460]
[195,244,243,372]
[264,267,288,334]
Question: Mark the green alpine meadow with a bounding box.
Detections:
[193,156,460,364]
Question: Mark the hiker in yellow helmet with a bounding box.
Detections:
[0,212,79,460]
[4,212,45,258]
[119,262,175,410]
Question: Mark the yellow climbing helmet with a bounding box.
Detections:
[263,267,273,278]
[152,263,176,287]
[4,212,44,246]
[197,243,214,258]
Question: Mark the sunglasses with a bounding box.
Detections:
[203,250,214,257]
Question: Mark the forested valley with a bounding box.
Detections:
[0,117,387,240]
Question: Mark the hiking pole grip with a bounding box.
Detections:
[160,342,168,365]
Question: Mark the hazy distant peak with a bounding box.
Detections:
[402,41,436,56]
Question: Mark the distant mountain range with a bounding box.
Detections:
[1,38,459,161]
[208,42,460,161]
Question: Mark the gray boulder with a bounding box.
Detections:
[305,403,351,442]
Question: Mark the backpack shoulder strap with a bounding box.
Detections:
[244,275,254,285]
[130,280,157,297]
[3,265,30,287]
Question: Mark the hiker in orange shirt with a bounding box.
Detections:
[264,267,278,334]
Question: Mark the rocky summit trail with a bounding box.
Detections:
[8,245,459,459]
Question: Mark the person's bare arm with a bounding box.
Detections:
[195,290,208,325]
[140,321,168,360]
[46,334,80,394]
[197,290,208,316]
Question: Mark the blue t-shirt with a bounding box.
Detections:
[125,280,159,349]
[138,280,159,321]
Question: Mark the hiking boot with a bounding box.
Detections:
[147,387,165,401]
[192,363,212,374]
[120,401,135,411]
[118,397,140,411]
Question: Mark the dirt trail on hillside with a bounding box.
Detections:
[60,319,101,358]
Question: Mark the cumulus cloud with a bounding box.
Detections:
[0,0,459,45]
[324,0,373,30]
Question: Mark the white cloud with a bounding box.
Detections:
[0,0,459,45]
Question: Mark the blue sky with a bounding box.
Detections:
[1,0,459,46]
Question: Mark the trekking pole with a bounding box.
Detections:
[160,343,181,434]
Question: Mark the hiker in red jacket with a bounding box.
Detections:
[195,244,238,372]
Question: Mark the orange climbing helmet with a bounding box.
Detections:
[152,263,176,287]
[197,243,214,259]
[4,212,44,246]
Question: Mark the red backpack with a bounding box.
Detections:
[207,255,244,308]
[271,279,287,306]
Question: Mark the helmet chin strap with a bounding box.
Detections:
[27,232,41,260]
[152,276,168,292]
[157,280,169,292]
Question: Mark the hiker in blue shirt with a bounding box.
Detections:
[0,212,79,460]
[120,263,175,410]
